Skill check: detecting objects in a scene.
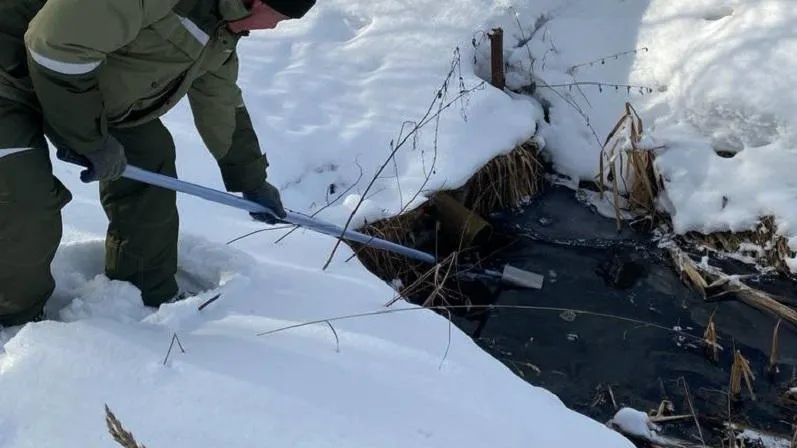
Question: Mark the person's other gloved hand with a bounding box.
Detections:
[80,135,127,182]
[243,180,287,224]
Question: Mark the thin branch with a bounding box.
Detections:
[566,47,650,75]
[225,224,294,245]
[678,376,707,447]
[256,304,708,347]
[321,48,484,271]
[162,333,186,366]
[272,159,365,246]
[325,321,340,353]
[197,293,222,311]
[540,81,654,93]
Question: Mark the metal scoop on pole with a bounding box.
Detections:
[62,153,544,289]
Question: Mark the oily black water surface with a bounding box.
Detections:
[445,183,797,444]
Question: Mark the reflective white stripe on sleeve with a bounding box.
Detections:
[0,147,35,160]
[177,15,210,46]
[28,49,101,75]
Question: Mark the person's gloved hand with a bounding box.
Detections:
[243,180,287,224]
[80,135,127,182]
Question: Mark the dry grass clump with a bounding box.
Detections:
[595,102,664,227]
[351,137,544,303]
[458,138,544,215]
[354,206,431,286]
[688,216,796,275]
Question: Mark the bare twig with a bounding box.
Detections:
[256,304,708,346]
[163,333,186,366]
[272,158,365,246]
[324,321,340,353]
[197,293,222,311]
[321,48,484,270]
[539,81,654,94]
[678,377,707,447]
[566,47,650,75]
[105,404,147,448]
[225,224,294,245]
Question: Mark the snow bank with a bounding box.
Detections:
[0,233,630,447]
[490,0,797,271]
[0,0,637,447]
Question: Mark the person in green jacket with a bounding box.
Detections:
[0,0,315,326]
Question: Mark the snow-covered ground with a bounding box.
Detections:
[2,0,794,446]
[499,0,797,270]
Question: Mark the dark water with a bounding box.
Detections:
[444,183,797,445]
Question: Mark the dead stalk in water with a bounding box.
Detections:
[791,423,796,448]
[770,319,782,374]
[596,102,662,229]
[105,404,147,448]
[730,349,756,401]
[666,245,797,327]
[703,309,720,362]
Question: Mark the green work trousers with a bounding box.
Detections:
[0,96,179,326]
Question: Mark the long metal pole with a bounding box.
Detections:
[121,165,438,265]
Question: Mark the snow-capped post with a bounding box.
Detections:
[488,27,505,90]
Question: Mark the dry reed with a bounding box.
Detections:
[351,137,544,303]
[595,102,663,227]
[105,404,147,448]
[770,319,782,374]
[458,139,544,215]
[730,350,756,401]
[703,309,721,362]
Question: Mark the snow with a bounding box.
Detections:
[737,429,793,448]
[499,0,797,271]
[0,0,639,447]
[4,0,793,445]
[608,407,659,441]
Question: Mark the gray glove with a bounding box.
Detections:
[243,181,287,224]
[81,135,127,182]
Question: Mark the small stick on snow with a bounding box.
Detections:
[162,333,186,366]
[324,321,340,353]
[197,293,222,311]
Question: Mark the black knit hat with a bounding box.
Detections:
[262,0,316,18]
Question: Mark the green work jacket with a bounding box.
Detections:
[0,0,268,192]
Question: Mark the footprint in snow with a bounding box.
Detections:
[39,235,243,326]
